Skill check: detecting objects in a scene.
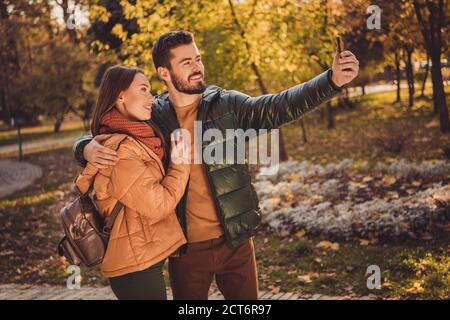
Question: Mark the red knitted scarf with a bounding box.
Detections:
[99,108,164,161]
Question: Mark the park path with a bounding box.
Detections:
[0,160,42,198]
[0,284,377,300]
[0,136,77,156]
[0,136,74,199]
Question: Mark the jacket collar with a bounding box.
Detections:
[152,85,222,129]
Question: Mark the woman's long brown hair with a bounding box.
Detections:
[91,65,144,136]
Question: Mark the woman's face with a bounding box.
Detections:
[116,72,154,121]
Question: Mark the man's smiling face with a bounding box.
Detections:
[166,42,207,94]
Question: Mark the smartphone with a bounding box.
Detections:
[336,35,343,54]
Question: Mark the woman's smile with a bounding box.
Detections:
[143,104,152,113]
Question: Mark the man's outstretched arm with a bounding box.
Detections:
[230,50,359,131]
[73,133,119,168]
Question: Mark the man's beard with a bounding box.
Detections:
[170,70,207,94]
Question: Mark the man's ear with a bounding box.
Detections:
[157,66,170,83]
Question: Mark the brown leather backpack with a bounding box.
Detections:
[57,186,123,267]
[57,137,126,267]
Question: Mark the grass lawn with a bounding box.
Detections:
[253,232,449,299]
[0,87,448,299]
[0,120,86,147]
[280,85,450,164]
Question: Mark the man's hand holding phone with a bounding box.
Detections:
[331,35,359,88]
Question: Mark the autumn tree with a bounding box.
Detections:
[0,0,49,126]
[413,0,449,132]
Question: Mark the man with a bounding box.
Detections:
[73,31,359,299]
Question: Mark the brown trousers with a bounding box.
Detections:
[168,236,258,300]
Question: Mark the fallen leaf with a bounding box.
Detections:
[287,173,300,182]
[268,286,281,294]
[399,222,410,231]
[411,180,422,187]
[297,275,312,283]
[311,194,324,201]
[284,191,295,202]
[386,191,399,199]
[19,284,32,290]
[295,229,306,238]
[0,250,14,256]
[425,119,439,129]
[324,272,337,278]
[405,282,424,294]
[420,234,433,241]
[382,175,397,186]
[359,239,370,246]
[316,241,339,251]
[270,197,281,206]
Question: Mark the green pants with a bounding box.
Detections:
[108,260,167,300]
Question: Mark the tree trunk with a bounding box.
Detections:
[421,55,430,97]
[404,48,415,108]
[395,51,401,103]
[83,119,90,132]
[326,101,334,129]
[319,107,325,121]
[337,88,354,109]
[344,88,354,108]
[0,0,20,126]
[17,124,23,162]
[54,115,64,133]
[278,129,288,161]
[300,119,307,143]
[413,0,449,132]
[430,52,450,132]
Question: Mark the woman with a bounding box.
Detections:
[75,65,190,300]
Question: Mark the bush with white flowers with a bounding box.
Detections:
[254,159,450,241]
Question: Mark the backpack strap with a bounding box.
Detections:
[102,201,124,235]
[74,134,129,234]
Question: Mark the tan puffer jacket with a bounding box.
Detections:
[75,134,189,278]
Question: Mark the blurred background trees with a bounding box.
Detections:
[0,0,448,145]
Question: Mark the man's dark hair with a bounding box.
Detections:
[152,31,194,70]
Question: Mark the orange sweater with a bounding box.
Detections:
[173,97,224,243]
